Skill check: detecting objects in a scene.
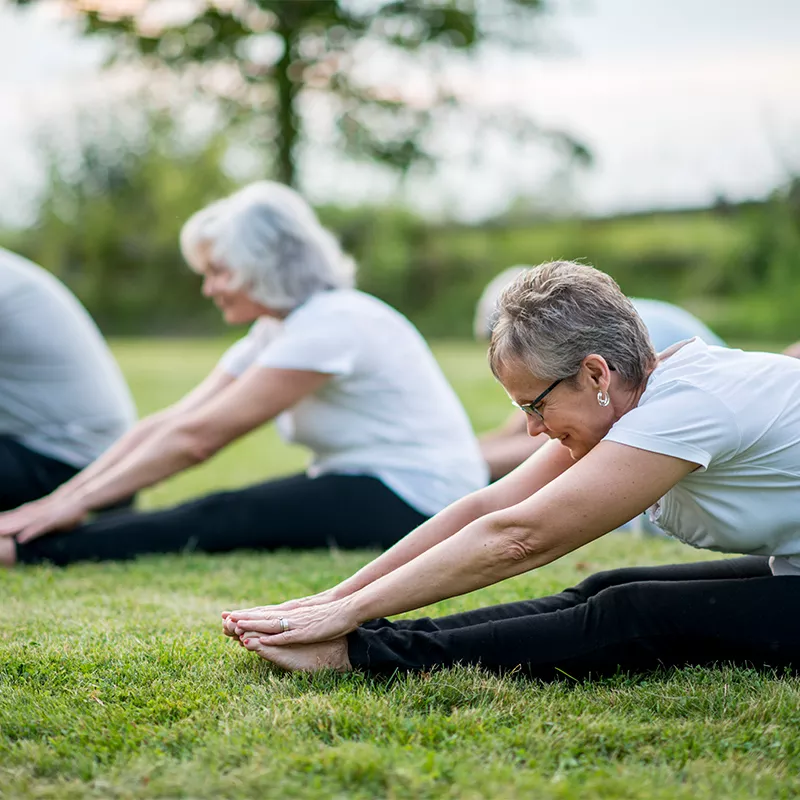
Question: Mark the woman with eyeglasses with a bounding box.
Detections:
[0,182,487,567]
[225,260,800,679]
[474,265,726,482]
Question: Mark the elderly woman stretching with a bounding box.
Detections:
[225,260,800,679]
[0,182,486,567]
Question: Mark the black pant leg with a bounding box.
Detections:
[361,557,771,633]
[349,562,794,679]
[0,436,78,511]
[16,473,428,566]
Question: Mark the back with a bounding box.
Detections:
[0,249,136,466]
[220,290,488,515]
[606,339,800,571]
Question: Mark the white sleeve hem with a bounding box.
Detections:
[604,429,711,468]
[255,352,353,376]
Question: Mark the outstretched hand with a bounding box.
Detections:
[221,588,340,637]
[227,597,362,647]
[0,495,87,543]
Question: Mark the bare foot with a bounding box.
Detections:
[0,537,16,567]
[240,633,352,673]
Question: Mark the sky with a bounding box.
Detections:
[0,0,798,224]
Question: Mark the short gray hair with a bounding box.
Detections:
[180,181,356,310]
[489,261,655,388]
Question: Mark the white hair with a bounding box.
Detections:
[180,181,356,310]
[474,265,531,340]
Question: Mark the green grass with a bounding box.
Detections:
[2,339,799,799]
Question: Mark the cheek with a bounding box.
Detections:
[564,401,604,435]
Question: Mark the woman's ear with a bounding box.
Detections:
[581,354,612,390]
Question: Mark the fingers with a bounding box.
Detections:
[231,617,288,636]
[0,510,34,537]
[222,614,285,638]
[224,606,271,623]
[16,523,48,545]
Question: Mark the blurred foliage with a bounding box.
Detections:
[1,110,799,343]
[12,0,587,187]
[328,188,800,342]
[1,111,236,334]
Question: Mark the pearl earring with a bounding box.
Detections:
[597,390,610,407]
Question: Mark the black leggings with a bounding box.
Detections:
[15,473,428,566]
[348,557,800,680]
[0,435,134,520]
[0,436,78,511]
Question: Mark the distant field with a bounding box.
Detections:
[1,338,798,800]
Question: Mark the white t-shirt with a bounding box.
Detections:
[0,249,136,467]
[604,338,800,575]
[219,289,488,516]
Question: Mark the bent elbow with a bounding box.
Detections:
[185,433,223,464]
[170,422,223,465]
[491,517,547,566]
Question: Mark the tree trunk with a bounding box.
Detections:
[275,15,299,187]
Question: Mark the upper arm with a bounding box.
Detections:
[497,441,697,564]
[177,365,331,454]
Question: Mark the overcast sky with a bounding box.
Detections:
[0,0,798,223]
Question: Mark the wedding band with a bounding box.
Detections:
[278,618,290,633]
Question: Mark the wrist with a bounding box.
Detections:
[341,591,373,626]
[69,490,94,515]
[326,584,351,602]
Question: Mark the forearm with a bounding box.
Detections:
[68,423,207,512]
[329,440,574,602]
[346,510,544,622]
[52,413,170,500]
[327,491,489,600]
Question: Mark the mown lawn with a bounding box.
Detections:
[2,339,798,799]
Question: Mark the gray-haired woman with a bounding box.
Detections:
[225,261,800,679]
[475,265,728,482]
[0,182,487,566]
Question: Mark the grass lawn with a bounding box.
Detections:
[2,339,798,799]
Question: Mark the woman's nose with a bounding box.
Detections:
[526,413,547,437]
[201,276,216,297]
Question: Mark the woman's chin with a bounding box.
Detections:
[222,308,255,326]
[563,438,588,460]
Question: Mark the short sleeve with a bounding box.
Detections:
[603,379,741,469]
[255,301,360,376]
[218,318,282,377]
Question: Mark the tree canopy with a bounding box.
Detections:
[13,0,588,187]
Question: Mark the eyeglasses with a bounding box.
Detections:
[512,378,563,422]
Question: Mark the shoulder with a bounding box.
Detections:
[639,340,736,414]
[605,342,745,467]
[0,249,56,299]
[285,290,406,329]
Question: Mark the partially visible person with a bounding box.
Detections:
[784,341,800,359]
[0,247,136,511]
[475,266,726,481]
[0,182,487,568]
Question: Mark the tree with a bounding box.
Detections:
[12,0,588,187]
[3,107,237,333]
